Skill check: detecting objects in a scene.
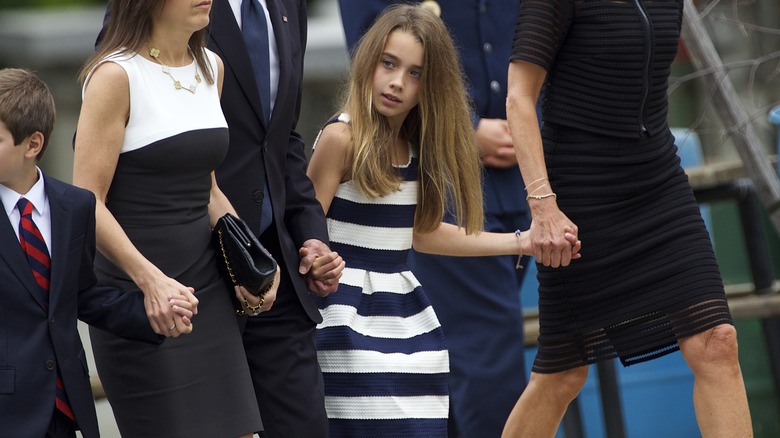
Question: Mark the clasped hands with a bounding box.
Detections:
[141,273,199,338]
[529,206,582,268]
[298,239,345,297]
[235,238,343,314]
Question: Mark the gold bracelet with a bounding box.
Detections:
[526,192,557,201]
[523,177,548,191]
[528,183,553,196]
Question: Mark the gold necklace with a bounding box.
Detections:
[146,43,202,94]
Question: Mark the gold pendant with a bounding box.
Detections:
[148,43,201,94]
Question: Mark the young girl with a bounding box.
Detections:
[307,5,578,437]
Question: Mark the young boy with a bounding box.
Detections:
[0,68,195,438]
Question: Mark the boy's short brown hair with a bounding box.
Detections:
[0,68,56,160]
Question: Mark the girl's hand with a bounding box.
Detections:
[308,251,345,286]
[299,240,344,297]
[305,252,345,297]
[234,267,280,316]
[165,297,196,337]
[564,230,582,260]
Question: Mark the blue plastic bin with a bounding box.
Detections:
[769,106,780,175]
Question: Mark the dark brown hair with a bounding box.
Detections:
[0,68,56,160]
[78,0,214,86]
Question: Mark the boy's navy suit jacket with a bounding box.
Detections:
[0,175,160,438]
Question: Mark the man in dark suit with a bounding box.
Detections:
[338,1,531,436]
[208,1,343,437]
[0,68,189,438]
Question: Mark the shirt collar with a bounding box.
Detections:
[228,0,271,30]
[0,167,47,217]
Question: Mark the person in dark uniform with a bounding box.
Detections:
[338,1,532,437]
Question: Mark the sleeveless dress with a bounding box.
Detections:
[85,50,262,437]
[313,116,450,437]
[512,0,733,373]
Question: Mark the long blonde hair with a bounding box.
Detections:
[342,4,483,235]
[78,0,214,86]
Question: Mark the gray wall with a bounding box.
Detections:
[0,1,349,183]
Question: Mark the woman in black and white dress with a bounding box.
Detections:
[73,1,278,437]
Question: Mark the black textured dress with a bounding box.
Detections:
[512,0,733,373]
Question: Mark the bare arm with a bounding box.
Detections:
[73,62,196,336]
[507,60,579,268]
[301,122,351,296]
[306,122,352,215]
[412,223,580,258]
[413,223,529,256]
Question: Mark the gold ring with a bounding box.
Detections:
[169,323,176,331]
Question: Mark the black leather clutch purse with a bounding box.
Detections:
[212,213,277,296]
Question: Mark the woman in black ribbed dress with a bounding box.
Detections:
[503,1,752,436]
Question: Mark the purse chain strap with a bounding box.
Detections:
[217,229,239,286]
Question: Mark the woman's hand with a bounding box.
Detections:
[516,227,581,262]
[141,273,199,335]
[235,267,281,316]
[528,198,579,268]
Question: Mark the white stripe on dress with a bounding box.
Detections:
[339,268,420,294]
[318,349,449,374]
[328,219,413,251]
[335,180,418,205]
[317,305,442,339]
[325,395,449,420]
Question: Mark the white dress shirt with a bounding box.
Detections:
[0,167,52,251]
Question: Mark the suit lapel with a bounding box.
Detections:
[210,0,267,127]
[45,177,71,312]
[0,197,47,311]
[266,0,290,131]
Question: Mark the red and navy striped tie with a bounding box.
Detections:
[17,197,75,422]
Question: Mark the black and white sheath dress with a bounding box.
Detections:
[85,49,262,437]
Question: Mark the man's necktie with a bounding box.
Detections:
[241,0,272,123]
[241,0,274,233]
[17,197,75,422]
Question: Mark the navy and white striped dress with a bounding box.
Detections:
[313,117,449,437]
